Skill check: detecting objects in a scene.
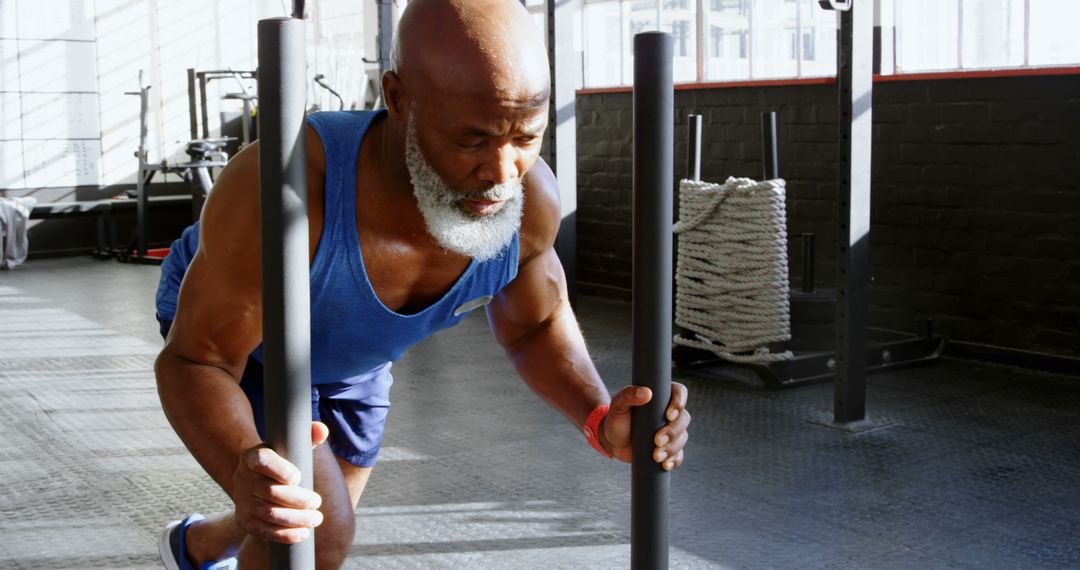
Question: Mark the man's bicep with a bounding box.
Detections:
[487,246,568,350]
[166,249,263,378]
[166,149,264,377]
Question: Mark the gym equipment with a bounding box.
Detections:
[187,69,258,144]
[631,30,673,570]
[255,9,671,570]
[257,16,314,570]
[674,114,944,384]
[672,0,944,426]
[830,0,871,423]
[373,1,394,79]
[674,175,793,364]
[360,0,394,109]
[223,91,258,149]
[761,111,780,180]
[105,71,228,265]
[314,74,345,111]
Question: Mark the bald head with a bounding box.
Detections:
[390,0,550,105]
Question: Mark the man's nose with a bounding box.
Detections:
[478,143,520,186]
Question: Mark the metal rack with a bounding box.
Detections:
[672,0,945,425]
[187,69,258,143]
[103,72,228,265]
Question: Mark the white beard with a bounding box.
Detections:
[404,115,524,262]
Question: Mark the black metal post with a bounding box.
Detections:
[135,71,149,258]
[761,111,779,180]
[187,68,199,141]
[632,31,672,570]
[376,0,394,80]
[832,0,872,423]
[199,73,210,139]
[686,114,701,181]
[258,17,314,570]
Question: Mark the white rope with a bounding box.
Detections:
[674,177,793,363]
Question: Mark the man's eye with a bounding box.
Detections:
[458,139,485,150]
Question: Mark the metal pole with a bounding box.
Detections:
[187,68,198,141]
[258,17,314,570]
[832,0,872,423]
[632,31,672,570]
[199,73,210,140]
[376,0,394,79]
[242,98,253,146]
[686,114,701,182]
[675,113,702,339]
[136,71,149,258]
[761,111,779,180]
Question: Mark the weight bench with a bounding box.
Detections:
[29,195,191,259]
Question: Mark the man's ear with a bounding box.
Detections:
[382,71,408,118]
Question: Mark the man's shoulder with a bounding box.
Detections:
[519,157,560,263]
[306,110,387,143]
[304,110,386,171]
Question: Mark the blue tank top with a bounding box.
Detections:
[156,110,520,386]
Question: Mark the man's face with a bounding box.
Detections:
[403,96,548,261]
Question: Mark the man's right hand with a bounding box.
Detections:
[232,422,330,543]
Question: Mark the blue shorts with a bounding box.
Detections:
[158,318,390,468]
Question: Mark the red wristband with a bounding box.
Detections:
[584,404,614,459]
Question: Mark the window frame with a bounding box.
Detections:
[579,0,1079,89]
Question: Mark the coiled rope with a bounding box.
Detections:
[673,177,793,363]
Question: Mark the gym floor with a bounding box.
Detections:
[0,258,1077,569]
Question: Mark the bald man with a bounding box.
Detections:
[154,1,690,568]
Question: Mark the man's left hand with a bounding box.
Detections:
[600,382,691,470]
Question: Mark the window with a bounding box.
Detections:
[895,0,961,71]
[582,0,1078,88]
[800,0,836,76]
[711,0,749,15]
[710,26,746,59]
[890,0,1080,73]
[583,0,623,87]
[962,0,1024,68]
[1028,0,1080,65]
[750,0,799,79]
[584,0,833,87]
[664,3,697,81]
[673,20,690,57]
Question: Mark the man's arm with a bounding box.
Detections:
[156,142,267,488]
[486,160,690,468]
[155,134,326,543]
[486,237,610,432]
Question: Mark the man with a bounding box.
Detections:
[155,0,691,568]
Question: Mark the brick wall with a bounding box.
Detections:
[575,73,1080,357]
